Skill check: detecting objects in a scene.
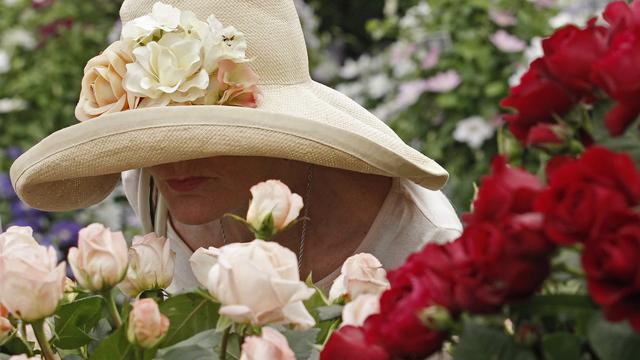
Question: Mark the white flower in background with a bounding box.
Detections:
[0,49,10,74]
[399,1,431,30]
[336,82,365,103]
[2,29,36,50]
[0,98,27,113]
[423,70,462,92]
[121,1,182,41]
[490,30,527,53]
[118,233,176,297]
[246,180,304,236]
[367,73,393,99]
[453,116,495,149]
[329,253,389,302]
[190,240,316,329]
[68,223,129,291]
[240,327,296,360]
[0,226,38,256]
[127,298,170,349]
[125,32,210,107]
[395,79,429,108]
[390,41,416,64]
[489,9,517,27]
[393,59,417,78]
[341,293,381,328]
[2,0,20,6]
[312,55,340,83]
[0,243,66,322]
[509,37,543,87]
[340,58,361,79]
[293,0,321,50]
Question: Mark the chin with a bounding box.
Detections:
[166,197,223,225]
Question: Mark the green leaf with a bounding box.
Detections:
[316,305,343,321]
[454,322,536,360]
[52,295,103,349]
[0,333,32,356]
[155,329,221,360]
[587,312,640,360]
[89,327,133,360]
[159,292,221,348]
[275,326,321,360]
[541,333,581,360]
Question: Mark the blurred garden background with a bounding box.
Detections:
[0,0,615,260]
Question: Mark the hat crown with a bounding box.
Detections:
[119,0,311,85]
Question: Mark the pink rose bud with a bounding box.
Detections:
[118,233,176,297]
[240,327,295,360]
[0,310,13,345]
[246,180,304,239]
[329,253,390,302]
[127,299,170,349]
[68,223,129,292]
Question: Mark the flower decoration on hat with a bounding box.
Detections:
[75,1,259,121]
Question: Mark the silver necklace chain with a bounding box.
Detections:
[220,164,314,271]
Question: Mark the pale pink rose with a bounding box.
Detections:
[490,30,526,53]
[0,244,66,322]
[395,79,430,109]
[341,293,381,328]
[8,355,39,360]
[68,223,129,292]
[423,70,462,93]
[240,327,295,360]
[195,60,259,107]
[0,226,38,256]
[127,298,170,349]
[118,233,176,297]
[489,9,517,27]
[329,253,390,302]
[245,180,304,234]
[191,240,315,329]
[75,40,140,121]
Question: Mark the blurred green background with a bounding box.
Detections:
[0,0,611,249]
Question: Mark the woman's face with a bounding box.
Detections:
[148,156,280,225]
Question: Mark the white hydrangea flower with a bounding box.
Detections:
[2,28,36,50]
[367,73,393,99]
[0,49,10,74]
[453,116,495,149]
[0,98,27,113]
[121,2,182,42]
[124,32,210,106]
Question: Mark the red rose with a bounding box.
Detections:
[583,213,640,331]
[526,123,568,148]
[364,271,447,359]
[501,59,576,143]
[465,156,545,224]
[542,20,609,94]
[536,147,640,245]
[320,326,390,360]
[602,0,640,35]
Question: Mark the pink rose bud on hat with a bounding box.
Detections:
[118,233,176,297]
[0,243,66,322]
[127,298,170,349]
[245,180,304,240]
[329,253,390,302]
[240,327,295,360]
[68,223,129,292]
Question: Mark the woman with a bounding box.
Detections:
[10,0,461,291]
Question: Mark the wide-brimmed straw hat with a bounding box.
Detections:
[10,0,449,212]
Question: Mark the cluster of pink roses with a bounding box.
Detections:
[502,0,640,146]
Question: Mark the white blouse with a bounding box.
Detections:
[122,170,463,292]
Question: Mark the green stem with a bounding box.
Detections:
[103,290,123,328]
[219,327,231,360]
[32,319,55,360]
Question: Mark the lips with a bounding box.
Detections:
[165,177,208,192]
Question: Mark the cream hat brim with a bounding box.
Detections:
[11,80,448,211]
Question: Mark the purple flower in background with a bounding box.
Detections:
[489,9,517,27]
[0,174,16,200]
[9,217,47,233]
[32,0,55,10]
[423,70,462,93]
[490,30,527,53]
[48,219,82,249]
[39,18,73,41]
[6,146,23,160]
[10,199,46,219]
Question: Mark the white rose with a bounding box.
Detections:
[124,32,210,107]
[118,233,176,297]
[68,223,129,292]
[340,293,381,328]
[0,244,66,322]
[200,15,248,72]
[329,253,390,302]
[246,180,304,238]
[127,298,170,349]
[121,1,181,42]
[189,247,217,287]
[0,226,38,256]
[190,240,315,329]
[240,327,295,360]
